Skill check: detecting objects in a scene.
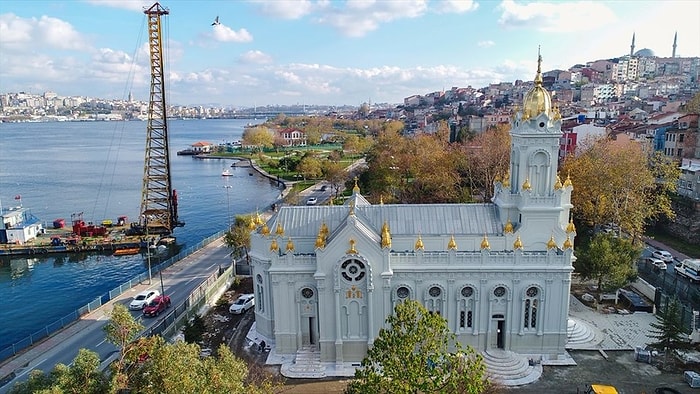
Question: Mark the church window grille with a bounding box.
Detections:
[302,288,314,299]
[341,259,366,282]
[256,284,264,313]
[397,286,409,299]
[425,286,443,314]
[494,286,506,297]
[461,286,473,297]
[429,286,441,297]
[458,286,475,330]
[523,286,539,330]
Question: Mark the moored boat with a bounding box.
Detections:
[113,247,141,256]
[222,169,232,176]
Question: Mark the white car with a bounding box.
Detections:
[647,257,667,270]
[129,289,160,310]
[229,294,255,314]
[652,250,674,263]
[306,197,318,205]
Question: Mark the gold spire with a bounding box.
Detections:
[480,234,490,250]
[522,178,532,191]
[380,195,384,205]
[270,238,279,252]
[563,172,573,188]
[261,223,270,236]
[521,49,553,121]
[255,212,263,225]
[563,235,573,250]
[566,218,576,233]
[315,230,325,249]
[247,217,257,230]
[502,172,510,187]
[547,235,557,250]
[504,218,514,234]
[554,175,563,190]
[513,235,523,250]
[275,222,284,236]
[347,238,357,254]
[415,234,424,251]
[381,221,391,249]
[353,176,360,193]
[447,234,457,250]
[321,222,329,237]
[285,237,295,252]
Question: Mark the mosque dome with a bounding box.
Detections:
[521,53,553,120]
[634,48,655,57]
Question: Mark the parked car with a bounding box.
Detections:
[306,197,318,205]
[143,295,171,317]
[652,250,674,263]
[320,185,328,191]
[647,257,667,271]
[229,294,254,314]
[129,289,160,310]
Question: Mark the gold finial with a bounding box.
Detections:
[380,195,384,205]
[261,223,270,236]
[547,234,558,250]
[563,235,573,250]
[321,222,329,237]
[353,176,360,193]
[504,218,514,234]
[315,231,326,249]
[495,173,502,183]
[270,238,279,252]
[248,217,257,230]
[349,200,356,216]
[522,178,532,191]
[502,172,510,187]
[566,218,576,233]
[285,237,295,252]
[513,235,523,250]
[535,46,543,86]
[415,234,424,251]
[381,221,391,249]
[480,234,490,250]
[447,234,457,250]
[554,175,563,190]
[563,172,573,188]
[255,212,264,225]
[275,222,284,236]
[347,238,358,254]
[553,105,562,120]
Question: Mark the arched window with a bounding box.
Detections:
[256,274,264,313]
[523,286,539,330]
[458,286,475,331]
[425,285,443,315]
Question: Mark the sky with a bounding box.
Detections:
[1,0,699,108]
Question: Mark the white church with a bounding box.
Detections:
[249,56,577,382]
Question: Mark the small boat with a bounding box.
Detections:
[222,169,232,176]
[113,247,140,256]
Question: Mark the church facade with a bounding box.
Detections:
[249,56,576,363]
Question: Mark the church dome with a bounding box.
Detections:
[634,48,655,57]
[521,53,553,120]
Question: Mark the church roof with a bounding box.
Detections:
[267,203,502,239]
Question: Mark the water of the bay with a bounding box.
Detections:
[0,118,281,350]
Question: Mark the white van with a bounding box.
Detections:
[674,259,700,282]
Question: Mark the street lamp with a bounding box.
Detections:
[143,215,152,285]
[224,185,236,277]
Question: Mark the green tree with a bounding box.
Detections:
[647,297,689,353]
[103,303,145,391]
[574,233,641,300]
[224,215,253,262]
[346,300,487,394]
[242,126,274,151]
[322,160,347,199]
[182,314,207,343]
[298,156,323,179]
[9,349,109,394]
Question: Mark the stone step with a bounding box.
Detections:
[480,350,541,386]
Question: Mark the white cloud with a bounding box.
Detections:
[211,24,253,43]
[433,0,479,14]
[498,0,617,32]
[250,0,315,19]
[239,50,273,65]
[315,0,429,37]
[84,0,155,12]
[0,13,88,51]
[477,40,495,48]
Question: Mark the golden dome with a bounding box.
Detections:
[447,235,457,250]
[522,178,532,191]
[547,235,558,250]
[480,235,490,250]
[285,238,295,252]
[261,223,270,236]
[270,238,279,252]
[415,234,424,251]
[513,235,523,250]
[521,52,553,121]
[504,218,514,234]
[566,218,576,233]
[275,222,284,236]
[554,175,563,190]
[563,235,573,250]
[563,173,573,188]
[315,231,325,249]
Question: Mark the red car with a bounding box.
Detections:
[143,295,171,317]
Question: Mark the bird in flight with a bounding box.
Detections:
[212,16,220,26]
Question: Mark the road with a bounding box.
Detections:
[0,237,233,393]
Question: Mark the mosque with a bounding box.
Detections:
[248,55,577,382]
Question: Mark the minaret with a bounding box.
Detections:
[672,32,677,58]
[630,32,636,57]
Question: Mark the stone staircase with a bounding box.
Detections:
[566,318,600,349]
[280,346,327,378]
[481,349,541,386]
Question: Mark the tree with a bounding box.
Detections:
[322,160,347,199]
[460,125,511,201]
[103,303,145,391]
[182,314,207,343]
[574,233,641,300]
[242,126,274,151]
[346,300,487,394]
[680,91,700,114]
[298,156,323,179]
[647,297,689,354]
[224,215,253,261]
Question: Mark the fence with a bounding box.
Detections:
[638,261,700,333]
[0,230,227,362]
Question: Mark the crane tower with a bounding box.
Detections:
[139,2,184,235]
